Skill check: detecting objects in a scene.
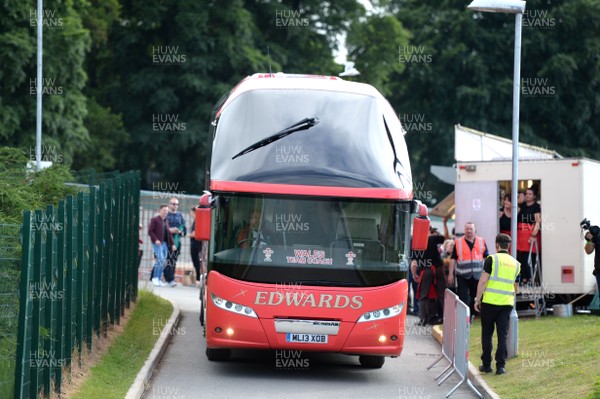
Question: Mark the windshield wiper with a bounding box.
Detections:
[383,116,404,173]
[232,117,319,160]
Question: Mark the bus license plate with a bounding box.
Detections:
[286,333,328,344]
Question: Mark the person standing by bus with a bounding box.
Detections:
[474,233,520,375]
[189,207,203,287]
[148,205,176,286]
[516,187,541,284]
[411,228,444,325]
[165,197,187,287]
[448,222,489,316]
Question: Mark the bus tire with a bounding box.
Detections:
[359,355,385,369]
[206,348,231,361]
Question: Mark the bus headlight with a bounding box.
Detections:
[211,294,258,318]
[357,303,404,323]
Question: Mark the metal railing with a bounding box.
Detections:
[428,289,483,398]
[13,170,140,398]
[428,289,456,379]
[0,223,20,398]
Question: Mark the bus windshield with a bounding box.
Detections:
[209,194,411,287]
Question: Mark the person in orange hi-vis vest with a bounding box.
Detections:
[448,222,489,317]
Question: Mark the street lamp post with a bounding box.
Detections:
[467,0,526,360]
[36,0,43,171]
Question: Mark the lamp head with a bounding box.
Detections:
[467,0,526,14]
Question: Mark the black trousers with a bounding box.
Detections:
[457,276,478,316]
[190,240,202,281]
[417,268,437,323]
[435,265,446,317]
[480,303,512,368]
[517,251,535,282]
[164,244,180,282]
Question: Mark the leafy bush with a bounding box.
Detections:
[0,146,78,398]
[0,147,77,224]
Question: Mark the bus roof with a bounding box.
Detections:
[216,73,385,119]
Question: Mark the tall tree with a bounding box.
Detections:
[89,0,273,192]
[246,0,365,75]
[0,1,90,164]
[356,0,600,204]
[73,0,128,172]
[346,14,411,97]
[89,0,365,192]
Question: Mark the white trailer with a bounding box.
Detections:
[448,125,600,297]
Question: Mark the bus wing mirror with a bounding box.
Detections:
[411,203,430,251]
[195,193,212,241]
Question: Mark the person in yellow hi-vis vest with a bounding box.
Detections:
[474,233,520,375]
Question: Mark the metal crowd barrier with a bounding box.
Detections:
[427,289,456,380]
[428,289,483,398]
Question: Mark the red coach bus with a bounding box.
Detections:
[196,73,429,368]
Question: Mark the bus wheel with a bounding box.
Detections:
[206,348,231,361]
[359,355,385,369]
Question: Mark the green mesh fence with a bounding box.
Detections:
[12,170,140,399]
[0,224,20,398]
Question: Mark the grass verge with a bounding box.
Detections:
[469,315,600,399]
[68,290,173,399]
[0,336,16,398]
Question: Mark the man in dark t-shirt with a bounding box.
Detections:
[584,227,600,292]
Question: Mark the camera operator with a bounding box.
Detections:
[583,224,600,292]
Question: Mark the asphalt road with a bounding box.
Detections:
[141,282,481,399]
